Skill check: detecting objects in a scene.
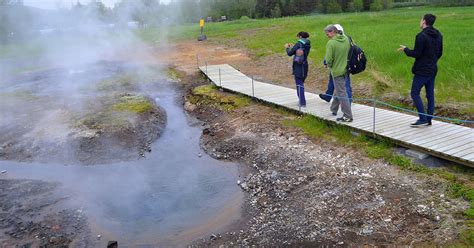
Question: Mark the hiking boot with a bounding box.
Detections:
[319,94,331,103]
[410,120,429,127]
[336,116,353,122]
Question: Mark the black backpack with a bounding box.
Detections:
[347,36,367,74]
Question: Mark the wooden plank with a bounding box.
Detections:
[435,135,474,152]
[394,123,460,141]
[444,142,473,156]
[405,126,468,145]
[382,122,451,139]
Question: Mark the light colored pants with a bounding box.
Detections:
[330,75,353,119]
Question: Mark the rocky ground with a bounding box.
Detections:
[183,77,469,246]
[0,179,91,247]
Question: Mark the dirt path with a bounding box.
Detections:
[162,40,470,246]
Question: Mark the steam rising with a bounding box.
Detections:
[0,0,190,164]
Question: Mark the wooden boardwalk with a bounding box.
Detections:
[199,64,474,167]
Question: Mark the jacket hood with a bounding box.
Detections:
[298,38,311,46]
[423,26,441,38]
[332,34,348,42]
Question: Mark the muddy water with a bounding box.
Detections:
[0,74,243,246]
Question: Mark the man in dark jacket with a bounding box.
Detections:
[398,13,443,127]
[286,31,311,107]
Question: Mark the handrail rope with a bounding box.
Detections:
[324,93,474,124]
[198,61,473,124]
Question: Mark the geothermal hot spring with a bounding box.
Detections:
[0,60,243,246]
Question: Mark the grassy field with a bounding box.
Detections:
[139,6,473,114]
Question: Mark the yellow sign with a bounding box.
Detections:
[199,19,205,28]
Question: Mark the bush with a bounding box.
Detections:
[349,0,364,12]
[240,16,250,20]
[327,0,343,13]
[370,0,384,11]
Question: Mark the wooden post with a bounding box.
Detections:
[251,76,255,97]
[373,99,376,136]
[219,68,221,86]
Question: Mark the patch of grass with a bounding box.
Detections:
[77,94,154,131]
[167,67,181,81]
[112,95,154,113]
[283,115,329,138]
[365,142,392,159]
[97,74,135,91]
[0,90,40,102]
[190,85,251,111]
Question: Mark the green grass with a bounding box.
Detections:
[189,84,251,111]
[112,95,154,113]
[138,6,473,113]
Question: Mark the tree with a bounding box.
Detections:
[327,0,342,13]
[348,0,364,12]
[370,0,383,11]
[271,4,281,17]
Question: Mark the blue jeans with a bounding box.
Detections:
[295,77,306,106]
[326,74,352,103]
[411,74,435,122]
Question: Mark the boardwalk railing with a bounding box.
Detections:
[196,56,473,166]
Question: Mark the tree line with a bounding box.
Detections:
[200,0,474,20]
[1,0,473,44]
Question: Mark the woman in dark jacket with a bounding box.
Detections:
[285,31,311,107]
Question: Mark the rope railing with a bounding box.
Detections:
[195,54,474,135]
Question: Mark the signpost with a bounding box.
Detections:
[198,18,207,41]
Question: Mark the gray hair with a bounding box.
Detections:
[324,25,338,33]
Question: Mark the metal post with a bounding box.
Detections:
[373,99,376,135]
[219,68,222,87]
[251,76,255,98]
[205,60,208,75]
[196,54,199,69]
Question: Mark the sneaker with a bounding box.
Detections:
[428,120,432,126]
[336,116,353,122]
[319,94,331,103]
[410,120,429,127]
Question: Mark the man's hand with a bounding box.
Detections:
[398,45,407,52]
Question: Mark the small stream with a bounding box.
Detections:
[0,64,243,246]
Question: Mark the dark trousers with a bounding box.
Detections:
[326,74,352,103]
[410,74,435,122]
[295,77,306,106]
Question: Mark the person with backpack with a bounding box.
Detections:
[319,24,353,104]
[398,13,443,127]
[285,31,311,107]
[324,25,352,122]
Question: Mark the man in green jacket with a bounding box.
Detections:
[324,24,353,122]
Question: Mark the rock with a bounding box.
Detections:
[1,170,6,174]
[97,234,101,239]
[237,180,241,185]
[198,153,202,158]
[107,241,118,248]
